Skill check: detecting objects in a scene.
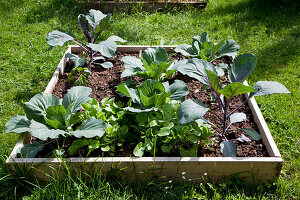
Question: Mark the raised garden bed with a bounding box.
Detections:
[77,0,208,12]
[6,45,283,184]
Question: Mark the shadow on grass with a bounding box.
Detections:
[207,0,300,77]
[24,0,86,25]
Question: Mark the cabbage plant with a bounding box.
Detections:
[47,9,126,70]
[177,54,290,157]
[175,32,240,62]
[5,86,107,157]
[121,47,177,81]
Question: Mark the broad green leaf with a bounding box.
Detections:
[241,129,261,140]
[46,30,74,47]
[24,93,60,124]
[142,47,169,65]
[100,61,113,69]
[178,99,209,124]
[218,82,255,99]
[62,86,92,121]
[117,83,140,104]
[101,146,110,152]
[177,58,217,85]
[93,56,104,62]
[89,40,117,58]
[174,44,197,57]
[71,117,107,138]
[251,81,290,96]
[19,142,44,158]
[169,80,189,102]
[179,146,198,157]
[125,107,156,113]
[220,141,237,157]
[157,127,170,136]
[236,134,251,143]
[161,145,173,154]
[188,135,199,143]
[44,105,66,129]
[107,35,126,43]
[200,41,214,60]
[69,139,100,155]
[228,53,257,83]
[121,56,144,78]
[5,115,31,134]
[65,53,85,67]
[138,79,166,97]
[29,120,67,141]
[78,14,91,42]
[192,32,209,53]
[133,142,145,157]
[86,9,107,28]
[138,80,170,107]
[216,39,240,58]
[230,113,246,124]
[206,70,222,92]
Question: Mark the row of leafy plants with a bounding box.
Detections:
[5,10,290,158]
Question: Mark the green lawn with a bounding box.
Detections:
[0,0,299,199]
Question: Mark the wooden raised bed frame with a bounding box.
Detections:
[77,0,208,12]
[6,45,283,183]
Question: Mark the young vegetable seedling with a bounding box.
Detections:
[177,53,290,157]
[47,9,126,70]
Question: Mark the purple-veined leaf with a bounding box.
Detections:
[86,9,107,29]
[241,128,261,140]
[78,14,91,42]
[218,82,255,99]
[228,53,257,83]
[251,81,290,96]
[46,30,74,47]
[220,141,237,157]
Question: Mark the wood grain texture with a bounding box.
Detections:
[6,45,283,184]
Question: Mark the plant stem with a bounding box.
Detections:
[226,95,252,118]
[222,99,229,141]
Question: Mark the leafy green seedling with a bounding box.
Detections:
[175,32,240,62]
[5,86,107,157]
[177,53,290,157]
[121,47,177,81]
[117,79,189,112]
[47,9,126,70]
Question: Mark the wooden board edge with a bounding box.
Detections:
[44,47,71,94]
[6,133,27,164]
[244,81,281,157]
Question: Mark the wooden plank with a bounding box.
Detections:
[77,1,207,12]
[6,45,283,184]
[244,83,281,157]
[44,47,71,94]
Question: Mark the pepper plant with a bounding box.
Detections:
[177,54,290,157]
[47,9,126,70]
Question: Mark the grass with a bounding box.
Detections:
[0,0,299,199]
